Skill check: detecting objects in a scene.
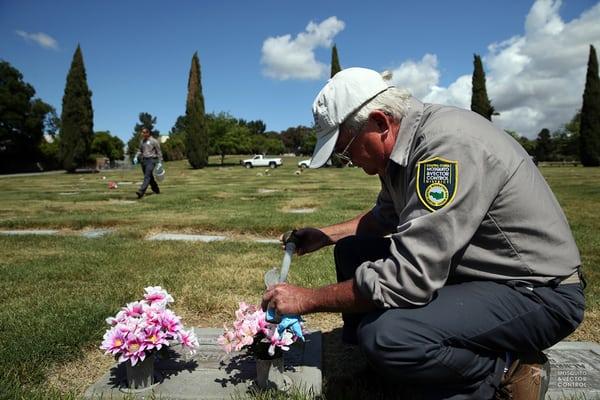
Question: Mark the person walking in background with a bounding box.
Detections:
[134,128,163,199]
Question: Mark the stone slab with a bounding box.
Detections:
[80,229,114,239]
[148,233,227,243]
[286,208,316,214]
[0,229,59,236]
[84,328,322,399]
[545,341,600,399]
[254,239,280,244]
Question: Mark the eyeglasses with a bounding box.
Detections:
[332,133,358,164]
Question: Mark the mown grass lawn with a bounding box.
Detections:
[0,157,598,399]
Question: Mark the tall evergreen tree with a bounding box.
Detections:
[331,44,342,78]
[59,45,94,172]
[580,45,600,166]
[471,54,495,121]
[330,44,345,167]
[185,52,208,168]
[535,128,553,162]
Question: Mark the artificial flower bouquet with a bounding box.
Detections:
[100,286,199,366]
[217,302,304,359]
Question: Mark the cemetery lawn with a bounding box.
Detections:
[0,157,598,399]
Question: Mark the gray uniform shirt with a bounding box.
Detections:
[136,137,163,161]
[355,97,581,308]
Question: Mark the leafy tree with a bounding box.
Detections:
[250,131,284,155]
[39,137,61,170]
[185,52,208,168]
[126,112,159,160]
[91,131,124,161]
[535,128,553,162]
[561,111,581,160]
[280,125,315,155]
[207,113,252,165]
[162,135,186,161]
[237,119,266,136]
[580,45,600,166]
[331,44,342,77]
[169,115,188,140]
[471,54,495,121]
[0,61,56,173]
[59,45,94,172]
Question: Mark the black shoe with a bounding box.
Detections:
[151,188,160,194]
[135,191,144,199]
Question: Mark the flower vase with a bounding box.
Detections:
[255,355,292,391]
[126,353,156,390]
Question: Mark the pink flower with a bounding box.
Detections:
[123,301,145,318]
[217,328,238,353]
[100,327,127,356]
[144,286,174,306]
[159,309,182,337]
[143,325,168,351]
[101,287,195,365]
[267,329,294,356]
[179,329,199,355]
[119,335,147,366]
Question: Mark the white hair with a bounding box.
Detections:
[342,87,411,136]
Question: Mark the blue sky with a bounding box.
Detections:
[1,0,599,141]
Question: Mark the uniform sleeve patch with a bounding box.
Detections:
[416,157,458,212]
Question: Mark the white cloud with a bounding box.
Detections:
[15,30,59,50]
[392,0,600,138]
[261,16,345,80]
[388,54,440,99]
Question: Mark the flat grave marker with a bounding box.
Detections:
[85,328,322,399]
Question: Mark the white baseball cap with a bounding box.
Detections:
[310,67,394,168]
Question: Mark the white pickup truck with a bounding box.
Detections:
[241,155,283,168]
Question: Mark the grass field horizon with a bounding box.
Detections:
[0,156,598,399]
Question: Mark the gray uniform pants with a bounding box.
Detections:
[335,236,585,400]
[138,157,159,195]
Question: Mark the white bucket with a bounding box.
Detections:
[154,164,165,181]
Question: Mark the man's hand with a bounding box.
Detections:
[262,283,316,315]
[280,228,334,255]
[133,156,139,165]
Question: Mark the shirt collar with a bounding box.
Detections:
[389,96,424,167]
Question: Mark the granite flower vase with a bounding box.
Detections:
[255,353,291,391]
[126,353,155,389]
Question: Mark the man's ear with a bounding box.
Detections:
[368,110,391,134]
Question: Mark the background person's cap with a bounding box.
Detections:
[309,67,394,168]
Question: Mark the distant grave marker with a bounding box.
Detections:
[287,208,316,214]
[148,233,226,243]
[0,229,59,236]
[81,229,114,239]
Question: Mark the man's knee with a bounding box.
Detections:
[357,311,432,373]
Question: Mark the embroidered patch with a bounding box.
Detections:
[416,157,458,212]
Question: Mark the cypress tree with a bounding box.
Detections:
[60,45,94,172]
[185,52,208,168]
[330,45,345,167]
[580,45,600,166]
[331,44,342,78]
[471,54,495,121]
[535,128,553,162]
